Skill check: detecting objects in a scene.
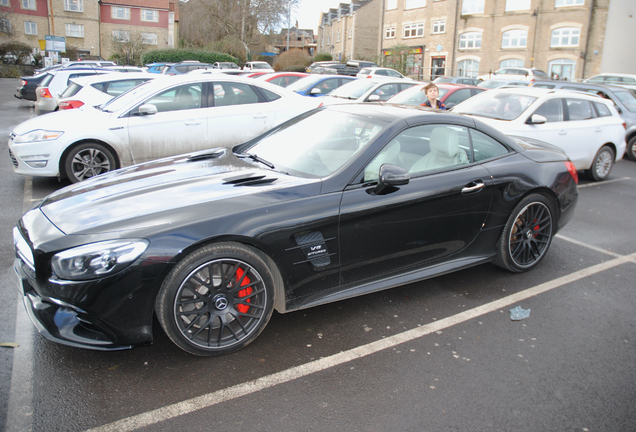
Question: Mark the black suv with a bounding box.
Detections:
[339,60,379,76]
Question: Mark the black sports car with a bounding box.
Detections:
[13,104,579,356]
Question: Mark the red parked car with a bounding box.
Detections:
[254,72,309,87]
[387,83,486,109]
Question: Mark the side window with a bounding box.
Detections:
[566,99,594,120]
[469,129,509,162]
[214,82,260,106]
[371,83,400,101]
[593,102,612,117]
[443,89,472,107]
[143,83,202,112]
[363,125,470,182]
[259,87,281,102]
[314,78,340,94]
[105,79,147,97]
[532,98,563,122]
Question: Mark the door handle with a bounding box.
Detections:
[558,130,567,135]
[184,121,202,126]
[253,114,267,118]
[595,127,602,132]
[462,181,485,194]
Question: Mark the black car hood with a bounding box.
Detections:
[39,149,321,236]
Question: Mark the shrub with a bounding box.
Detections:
[141,49,238,66]
[274,49,310,72]
[313,53,333,62]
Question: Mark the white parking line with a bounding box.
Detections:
[86,252,636,432]
[577,176,632,188]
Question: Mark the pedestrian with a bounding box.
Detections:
[420,83,446,110]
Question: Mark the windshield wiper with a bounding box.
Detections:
[236,152,275,169]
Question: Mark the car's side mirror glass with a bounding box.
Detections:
[372,164,409,195]
[310,88,322,95]
[527,114,547,124]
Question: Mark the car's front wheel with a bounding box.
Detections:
[626,136,636,161]
[63,142,116,183]
[156,243,275,356]
[585,145,614,181]
[494,194,555,273]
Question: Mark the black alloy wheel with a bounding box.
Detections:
[156,243,274,356]
[494,194,554,273]
[627,136,636,161]
[64,142,116,183]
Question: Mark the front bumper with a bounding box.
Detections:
[8,134,64,177]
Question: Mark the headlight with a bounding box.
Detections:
[51,239,149,281]
[14,130,64,144]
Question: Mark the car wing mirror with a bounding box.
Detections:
[372,164,409,195]
[137,103,157,116]
[310,88,323,95]
[367,94,380,102]
[527,114,547,124]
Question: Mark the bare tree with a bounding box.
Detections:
[109,31,148,65]
[0,5,15,40]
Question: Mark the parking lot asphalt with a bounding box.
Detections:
[1,77,635,432]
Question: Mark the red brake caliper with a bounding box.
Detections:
[533,218,540,238]
[236,267,252,314]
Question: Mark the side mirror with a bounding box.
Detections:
[310,87,322,95]
[137,103,157,116]
[372,164,409,195]
[367,94,380,102]
[615,105,622,114]
[526,114,547,124]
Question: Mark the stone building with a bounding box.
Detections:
[0,0,179,61]
[317,0,382,62]
[275,27,317,56]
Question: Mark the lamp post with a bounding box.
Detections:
[286,0,291,52]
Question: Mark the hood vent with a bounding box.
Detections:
[223,174,277,187]
[187,150,225,162]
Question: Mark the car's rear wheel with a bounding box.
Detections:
[494,194,554,273]
[64,142,116,183]
[156,243,275,356]
[585,145,614,181]
[626,136,636,161]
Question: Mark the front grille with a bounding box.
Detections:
[8,149,18,168]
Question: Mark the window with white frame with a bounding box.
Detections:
[385,26,396,39]
[337,30,340,42]
[432,20,445,34]
[142,33,158,45]
[0,0,9,6]
[0,18,11,33]
[405,0,426,9]
[387,0,397,10]
[505,0,530,11]
[457,59,480,77]
[349,27,352,39]
[112,30,129,42]
[327,35,330,45]
[66,23,84,37]
[21,0,36,10]
[141,9,159,22]
[502,30,527,48]
[459,32,482,48]
[64,0,83,12]
[500,59,524,68]
[462,0,484,14]
[555,0,584,6]
[404,23,424,38]
[24,21,37,35]
[551,27,580,47]
[112,7,130,20]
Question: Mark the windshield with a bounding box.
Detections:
[286,75,329,92]
[454,91,537,120]
[329,80,377,99]
[99,80,156,112]
[613,90,636,113]
[387,85,450,106]
[253,63,272,69]
[240,110,386,178]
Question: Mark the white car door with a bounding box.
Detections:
[560,98,607,169]
[207,82,274,148]
[127,82,208,164]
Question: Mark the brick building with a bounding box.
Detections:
[0,0,178,61]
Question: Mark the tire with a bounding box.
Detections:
[64,142,116,183]
[627,136,636,162]
[585,145,614,181]
[494,194,555,273]
[155,242,275,356]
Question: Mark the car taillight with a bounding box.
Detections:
[622,122,627,130]
[366,75,372,79]
[59,100,84,110]
[39,88,52,98]
[20,80,27,86]
[564,161,578,184]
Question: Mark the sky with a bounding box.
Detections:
[292,0,341,33]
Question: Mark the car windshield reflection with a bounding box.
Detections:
[240,110,386,178]
[455,92,537,120]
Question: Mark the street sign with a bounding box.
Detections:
[45,35,66,52]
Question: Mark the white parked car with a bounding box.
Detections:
[34,68,117,115]
[477,67,550,82]
[453,87,626,181]
[243,61,274,72]
[9,75,322,183]
[57,72,156,110]
[356,67,410,80]
[322,78,419,105]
